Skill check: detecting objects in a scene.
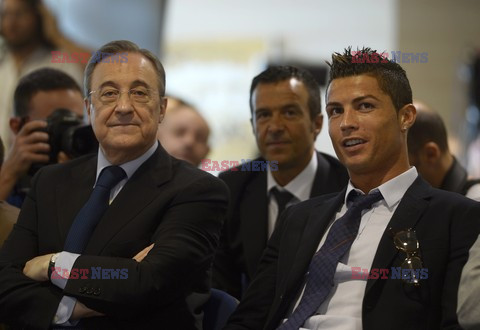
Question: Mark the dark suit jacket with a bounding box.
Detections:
[225,177,480,330]
[440,157,480,196]
[213,152,348,298]
[0,145,228,329]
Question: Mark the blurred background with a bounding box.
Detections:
[13,0,480,174]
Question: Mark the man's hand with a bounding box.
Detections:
[23,253,53,282]
[69,246,156,320]
[0,120,49,200]
[133,244,154,262]
[71,301,105,320]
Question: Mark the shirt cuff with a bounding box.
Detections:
[52,296,79,326]
[50,251,80,289]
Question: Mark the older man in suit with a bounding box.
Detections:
[0,40,228,329]
[213,66,348,299]
[225,47,480,329]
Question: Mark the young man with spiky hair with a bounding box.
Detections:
[225,47,480,330]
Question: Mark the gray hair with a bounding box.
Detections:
[84,40,166,97]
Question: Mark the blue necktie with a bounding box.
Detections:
[277,190,384,330]
[64,166,126,253]
[271,187,295,223]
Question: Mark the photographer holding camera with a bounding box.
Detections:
[0,67,85,207]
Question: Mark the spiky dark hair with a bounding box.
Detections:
[326,46,413,112]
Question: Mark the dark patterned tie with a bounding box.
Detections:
[64,166,126,253]
[271,187,295,223]
[277,190,384,330]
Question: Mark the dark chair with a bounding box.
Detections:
[203,288,239,330]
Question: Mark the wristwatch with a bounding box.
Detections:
[48,253,59,280]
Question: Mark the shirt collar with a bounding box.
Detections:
[344,167,418,209]
[267,151,318,201]
[96,140,158,183]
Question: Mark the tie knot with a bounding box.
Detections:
[271,187,294,207]
[348,190,383,211]
[96,166,127,190]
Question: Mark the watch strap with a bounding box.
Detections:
[48,253,59,280]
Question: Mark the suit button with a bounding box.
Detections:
[93,288,101,296]
[78,286,87,294]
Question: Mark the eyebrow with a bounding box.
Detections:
[255,102,300,112]
[96,79,152,90]
[352,94,381,103]
[326,94,381,107]
[254,107,270,113]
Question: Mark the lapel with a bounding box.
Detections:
[84,146,173,254]
[56,156,97,244]
[365,177,432,293]
[56,146,173,254]
[278,191,346,310]
[310,152,332,197]
[240,171,269,276]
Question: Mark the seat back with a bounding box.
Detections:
[203,288,239,330]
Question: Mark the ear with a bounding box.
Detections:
[398,103,416,132]
[250,116,256,135]
[202,145,211,160]
[85,98,93,125]
[312,113,323,138]
[422,142,441,163]
[9,117,23,135]
[159,97,168,123]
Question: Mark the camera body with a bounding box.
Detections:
[29,108,98,175]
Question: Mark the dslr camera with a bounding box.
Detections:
[29,108,98,174]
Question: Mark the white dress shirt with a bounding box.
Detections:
[286,167,418,330]
[267,151,318,237]
[51,141,158,325]
[466,183,480,202]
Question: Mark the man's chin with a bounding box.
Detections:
[4,37,36,50]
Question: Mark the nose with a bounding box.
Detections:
[114,92,134,114]
[181,132,196,148]
[267,112,285,134]
[340,107,358,132]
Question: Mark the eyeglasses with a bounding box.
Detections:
[392,228,423,286]
[88,87,159,105]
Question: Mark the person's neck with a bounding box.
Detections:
[101,144,153,166]
[350,161,411,194]
[10,42,41,71]
[271,152,313,187]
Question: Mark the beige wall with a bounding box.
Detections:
[398,0,480,157]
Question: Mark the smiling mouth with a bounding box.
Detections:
[110,123,137,127]
[267,141,290,146]
[343,139,366,147]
